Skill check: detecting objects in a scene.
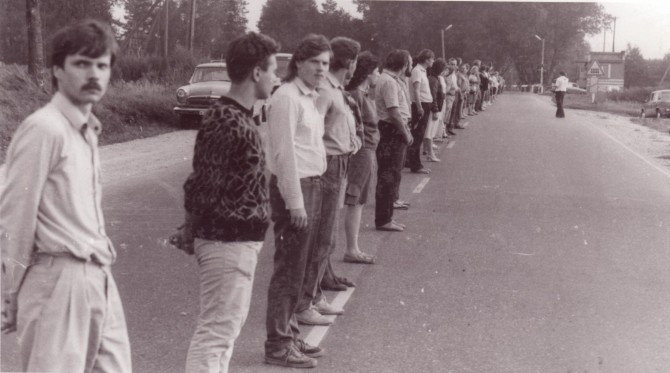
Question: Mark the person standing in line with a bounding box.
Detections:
[472,59,483,112]
[343,51,381,264]
[375,50,413,232]
[0,20,132,373]
[447,59,465,131]
[296,37,361,326]
[554,71,568,118]
[407,49,435,174]
[182,32,279,373]
[468,65,480,116]
[458,63,471,119]
[442,60,458,137]
[393,54,414,211]
[264,34,331,369]
[424,58,447,162]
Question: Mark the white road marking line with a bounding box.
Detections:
[446,141,456,149]
[592,125,670,180]
[412,177,430,194]
[303,287,355,347]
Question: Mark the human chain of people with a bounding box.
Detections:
[0,19,511,373]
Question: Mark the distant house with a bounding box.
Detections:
[575,51,626,93]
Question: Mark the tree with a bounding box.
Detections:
[624,44,648,88]
[258,0,320,52]
[26,0,45,89]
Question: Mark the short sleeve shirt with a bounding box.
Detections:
[410,65,433,103]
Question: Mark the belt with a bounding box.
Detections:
[32,252,105,267]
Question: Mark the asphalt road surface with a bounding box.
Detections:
[3,92,670,373]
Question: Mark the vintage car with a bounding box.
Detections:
[174,53,292,127]
[640,89,670,119]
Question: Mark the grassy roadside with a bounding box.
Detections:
[544,91,670,135]
[0,64,181,164]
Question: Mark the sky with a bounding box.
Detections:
[245,0,670,60]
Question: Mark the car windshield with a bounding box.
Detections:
[191,67,230,83]
[660,92,670,101]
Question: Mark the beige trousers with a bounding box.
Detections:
[185,239,262,373]
[17,255,132,373]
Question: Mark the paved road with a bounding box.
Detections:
[3,92,670,373]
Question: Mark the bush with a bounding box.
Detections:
[606,87,654,103]
[113,46,198,85]
[0,64,180,164]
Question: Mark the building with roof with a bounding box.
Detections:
[576,51,626,93]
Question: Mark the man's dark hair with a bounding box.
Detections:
[415,49,435,64]
[559,71,566,76]
[285,34,331,82]
[472,59,481,67]
[345,51,379,91]
[50,19,119,89]
[429,58,447,77]
[383,49,409,72]
[330,37,361,71]
[226,32,280,84]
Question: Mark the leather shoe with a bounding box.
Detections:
[321,279,347,291]
[314,298,344,315]
[336,276,355,287]
[296,308,332,326]
[295,339,325,358]
[410,168,431,174]
[447,130,457,136]
[455,125,466,129]
[265,345,318,368]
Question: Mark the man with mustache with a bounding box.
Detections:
[0,20,131,372]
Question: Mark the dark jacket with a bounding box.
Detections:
[428,75,445,113]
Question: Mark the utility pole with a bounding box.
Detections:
[163,0,169,58]
[603,27,607,52]
[26,0,45,90]
[188,0,196,51]
[612,17,616,53]
[535,34,545,93]
[440,24,452,61]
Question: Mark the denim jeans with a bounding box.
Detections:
[407,102,432,171]
[375,120,408,227]
[186,239,263,373]
[265,176,322,354]
[298,154,349,311]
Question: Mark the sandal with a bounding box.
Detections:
[343,252,376,264]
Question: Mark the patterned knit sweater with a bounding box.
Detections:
[183,96,269,242]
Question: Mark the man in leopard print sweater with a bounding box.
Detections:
[182,32,279,373]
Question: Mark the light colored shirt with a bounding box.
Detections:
[376,70,411,123]
[266,78,327,210]
[555,76,569,92]
[317,72,361,155]
[410,65,433,103]
[445,72,458,95]
[0,92,115,296]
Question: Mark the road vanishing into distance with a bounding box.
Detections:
[3,92,670,373]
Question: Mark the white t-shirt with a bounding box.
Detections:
[410,65,433,103]
[555,76,569,92]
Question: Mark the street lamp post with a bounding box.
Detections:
[441,24,453,60]
[535,34,545,93]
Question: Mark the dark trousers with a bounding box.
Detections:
[408,102,431,171]
[555,91,565,118]
[298,154,349,311]
[475,90,483,111]
[375,120,408,227]
[265,176,322,353]
[448,91,462,127]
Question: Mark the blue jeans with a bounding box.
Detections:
[265,176,322,354]
[298,154,349,311]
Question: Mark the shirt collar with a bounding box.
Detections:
[325,71,342,90]
[52,91,89,131]
[294,77,319,97]
[219,95,253,116]
[383,69,402,81]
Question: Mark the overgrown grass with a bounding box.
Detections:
[560,93,643,118]
[0,64,181,164]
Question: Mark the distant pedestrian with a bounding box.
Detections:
[424,57,447,162]
[554,71,568,118]
[408,49,435,174]
[0,20,132,373]
[375,50,413,232]
[182,32,279,373]
[264,34,331,369]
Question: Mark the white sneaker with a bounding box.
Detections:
[314,299,344,315]
[296,308,333,325]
